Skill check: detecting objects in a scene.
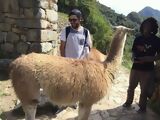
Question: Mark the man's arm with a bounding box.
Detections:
[137,54,160,62]
[60,41,66,57]
[154,53,160,61]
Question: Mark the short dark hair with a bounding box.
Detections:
[69,9,82,19]
[140,17,158,35]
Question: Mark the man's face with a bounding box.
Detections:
[143,22,152,37]
[69,15,81,29]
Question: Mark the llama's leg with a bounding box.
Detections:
[22,104,37,120]
[78,103,92,120]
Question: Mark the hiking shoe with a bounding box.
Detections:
[122,103,131,108]
[137,108,146,114]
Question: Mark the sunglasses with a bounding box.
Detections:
[69,18,78,22]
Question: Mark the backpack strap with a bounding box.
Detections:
[65,26,90,50]
[83,28,88,47]
[66,26,88,41]
[83,28,91,51]
[65,26,71,40]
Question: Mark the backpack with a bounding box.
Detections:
[65,26,89,47]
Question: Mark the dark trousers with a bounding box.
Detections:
[125,69,155,109]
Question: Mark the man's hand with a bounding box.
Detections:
[60,41,66,57]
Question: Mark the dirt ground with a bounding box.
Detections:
[0,73,16,111]
[0,72,61,120]
[0,72,17,119]
[1,69,160,120]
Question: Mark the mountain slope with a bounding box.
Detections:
[138,6,160,21]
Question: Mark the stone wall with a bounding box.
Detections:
[0,0,58,59]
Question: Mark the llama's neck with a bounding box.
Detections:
[104,28,128,74]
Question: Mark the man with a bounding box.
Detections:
[60,9,92,59]
[57,9,92,112]
[123,17,160,113]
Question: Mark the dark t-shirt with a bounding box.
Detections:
[132,35,160,71]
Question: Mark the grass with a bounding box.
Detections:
[58,12,68,21]
[0,90,8,97]
[0,112,5,120]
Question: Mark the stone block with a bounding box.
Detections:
[27,29,58,42]
[29,42,55,53]
[40,42,53,53]
[27,29,40,42]
[49,47,58,55]
[35,8,46,19]
[29,43,41,53]
[19,0,34,8]
[6,32,19,43]
[3,13,20,18]
[0,15,5,22]
[9,0,19,14]
[50,23,58,31]
[24,8,34,18]
[40,30,58,42]
[4,17,17,25]
[24,8,46,19]
[36,0,55,9]
[0,32,7,43]
[52,40,58,48]
[53,0,58,3]
[1,43,14,53]
[46,9,58,23]
[16,42,29,54]
[16,19,50,29]
[0,23,11,31]
[0,59,13,71]
[20,35,27,42]
[12,28,22,34]
[0,0,10,12]
[0,0,19,14]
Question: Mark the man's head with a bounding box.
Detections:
[140,17,158,37]
[68,9,82,29]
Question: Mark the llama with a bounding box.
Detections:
[86,48,107,62]
[10,26,133,120]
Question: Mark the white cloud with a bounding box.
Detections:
[98,0,160,15]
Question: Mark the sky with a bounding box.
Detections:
[98,0,160,16]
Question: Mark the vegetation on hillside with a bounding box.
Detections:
[58,0,113,54]
[60,0,160,113]
[58,0,160,69]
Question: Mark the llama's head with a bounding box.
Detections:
[105,25,134,71]
[112,25,134,32]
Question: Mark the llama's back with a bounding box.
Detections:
[86,48,106,62]
[10,53,110,106]
[10,53,66,104]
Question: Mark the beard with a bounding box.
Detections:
[71,23,80,29]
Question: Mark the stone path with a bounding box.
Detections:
[2,66,160,120]
[51,66,160,120]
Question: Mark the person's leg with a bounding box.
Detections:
[123,69,139,107]
[138,70,154,112]
[147,70,156,99]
